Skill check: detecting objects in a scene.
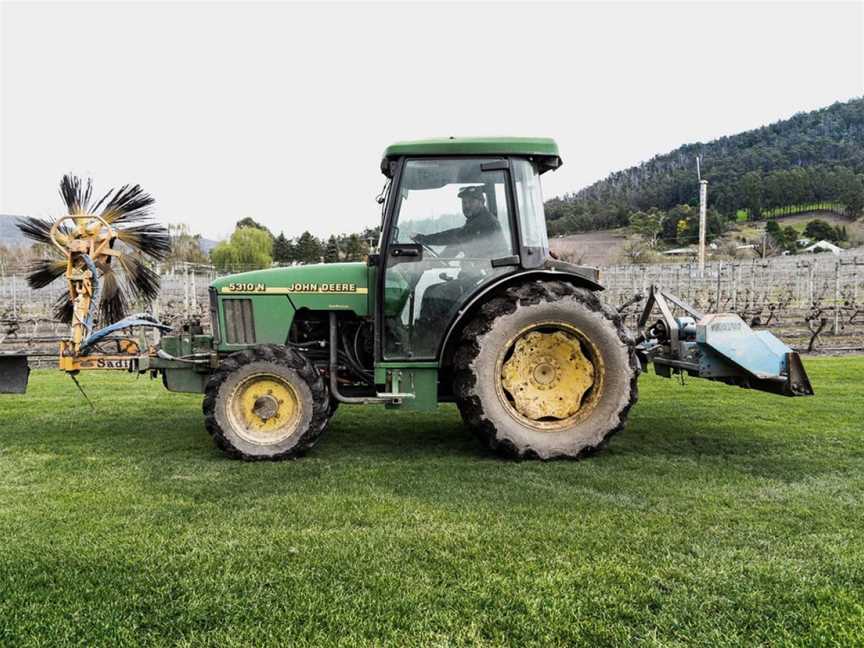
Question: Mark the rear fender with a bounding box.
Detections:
[438,269,603,368]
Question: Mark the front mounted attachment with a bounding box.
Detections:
[0,176,175,394]
[636,286,813,397]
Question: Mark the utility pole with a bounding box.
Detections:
[697,156,707,278]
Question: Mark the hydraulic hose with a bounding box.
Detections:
[328,312,387,404]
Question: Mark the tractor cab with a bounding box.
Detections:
[375,138,566,360]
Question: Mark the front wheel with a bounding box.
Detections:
[202,345,329,460]
[453,281,639,459]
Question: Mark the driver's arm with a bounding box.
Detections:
[415,226,465,246]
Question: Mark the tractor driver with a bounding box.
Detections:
[407,186,508,355]
[411,186,505,257]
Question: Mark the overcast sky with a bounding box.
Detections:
[1,1,862,241]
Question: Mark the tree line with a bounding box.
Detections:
[208,217,380,272]
[546,97,864,235]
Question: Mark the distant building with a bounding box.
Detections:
[662,247,697,257]
[802,240,843,255]
[735,244,760,258]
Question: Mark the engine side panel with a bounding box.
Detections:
[210,262,372,352]
[215,295,296,351]
[212,263,370,312]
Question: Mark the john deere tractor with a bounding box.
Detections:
[1,138,812,460]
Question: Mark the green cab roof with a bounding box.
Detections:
[383,137,560,161]
[381,137,562,177]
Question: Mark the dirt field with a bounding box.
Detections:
[550,228,630,266]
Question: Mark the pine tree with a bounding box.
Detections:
[325,235,340,263]
[343,233,365,261]
[273,233,294,263]
[294,231,324,264]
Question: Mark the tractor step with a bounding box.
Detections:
[0,354,30,394]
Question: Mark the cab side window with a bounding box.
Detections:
[383,158,515,359]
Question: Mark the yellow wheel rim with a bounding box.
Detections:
[497,323,603,431]
[227,372,302,445]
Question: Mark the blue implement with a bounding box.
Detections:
[636,287,813,397]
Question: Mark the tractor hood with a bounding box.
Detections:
[211,262,370,316]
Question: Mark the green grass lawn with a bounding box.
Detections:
[1,357,863,646]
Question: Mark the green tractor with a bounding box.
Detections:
[2,138,812,459]
[192,137,639,460]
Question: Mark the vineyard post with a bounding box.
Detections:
[732,263,739,311]
[715,262,723,310]
[833,260,841,335]
[854,257,860,304]
[750,259,755,298]
[183,263,190,320]
[794,264,801,307]
[809,261,815,305]
[687,262,692,301]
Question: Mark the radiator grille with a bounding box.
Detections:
[223,299,256,344]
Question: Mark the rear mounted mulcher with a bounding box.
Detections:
[635,286,813,398]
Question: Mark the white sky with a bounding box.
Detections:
[1,1,862,241]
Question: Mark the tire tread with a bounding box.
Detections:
[452,280,639,459]
[202,344,329,461]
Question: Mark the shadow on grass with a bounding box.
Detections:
[321,407,501,462]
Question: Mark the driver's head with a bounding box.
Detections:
[458,186,486,219]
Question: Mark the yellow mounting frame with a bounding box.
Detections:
[50,214,120,357]
[48,213,159,374]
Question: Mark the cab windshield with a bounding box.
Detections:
[391,158,514,256]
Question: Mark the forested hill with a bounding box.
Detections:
[546,97,864,234]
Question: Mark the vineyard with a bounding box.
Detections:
[0,264,216,365]
[604,251,864,353]
[2,253,864,363]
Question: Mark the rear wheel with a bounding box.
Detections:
[203,345,329,460]
[453,281,639,459]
